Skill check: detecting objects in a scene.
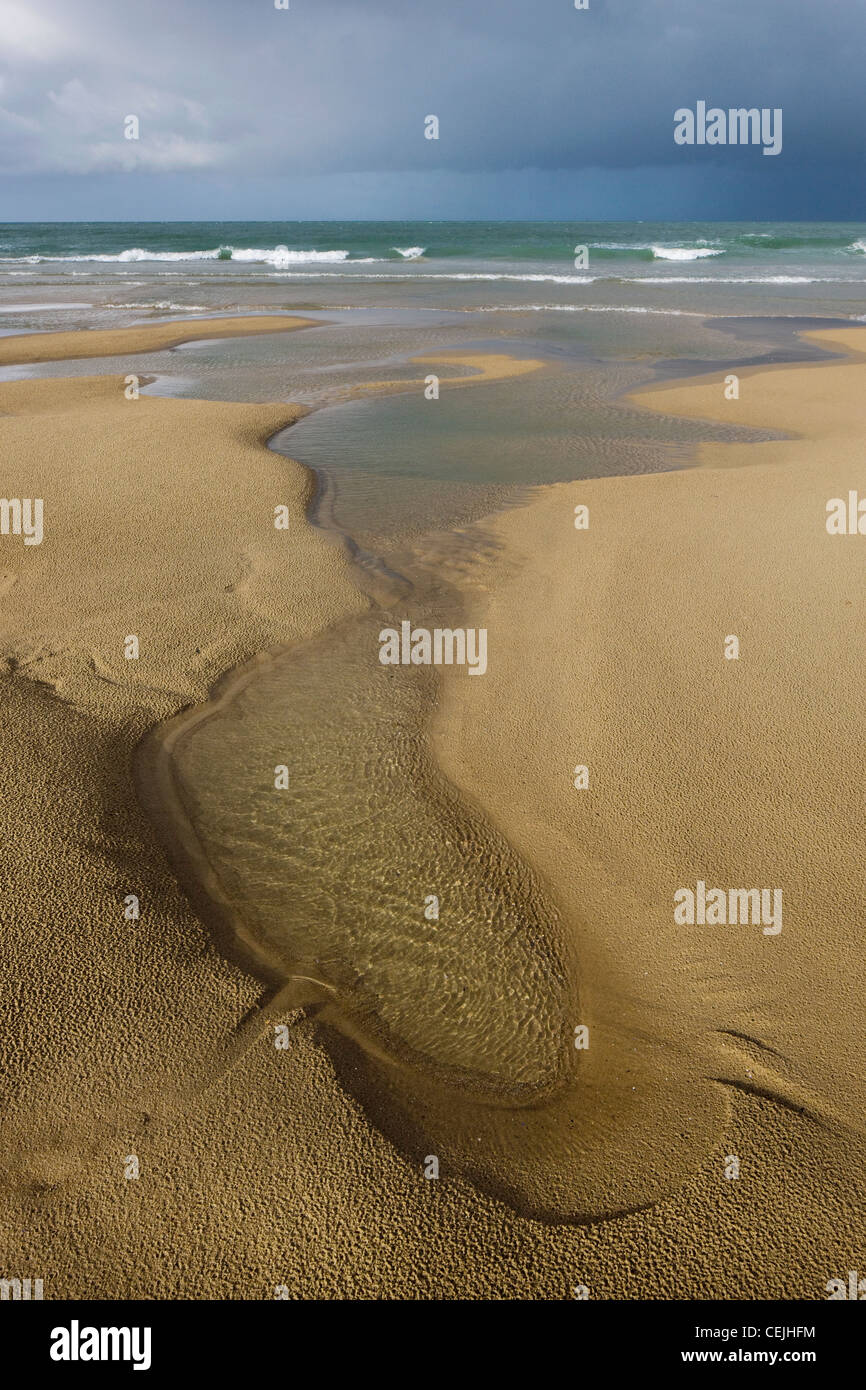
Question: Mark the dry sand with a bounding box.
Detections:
[0,323,863,1298]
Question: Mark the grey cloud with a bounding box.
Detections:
[0,0,863,211]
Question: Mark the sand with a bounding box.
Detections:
[351,350,545,397]
[430,325,866,1281]
[0,323,863,1298]
[0,314,315,367]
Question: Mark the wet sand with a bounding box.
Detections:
[431,324,866,1270]
[0,323,863,1297]
[350,350,545,397]
[0,313,316,366]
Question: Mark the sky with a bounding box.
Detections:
[1,0,864,221]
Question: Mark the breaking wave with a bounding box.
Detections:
[650,246,726,261]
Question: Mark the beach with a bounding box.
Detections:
[0,307,863,1297]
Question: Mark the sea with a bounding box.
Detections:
[2,219,864,546]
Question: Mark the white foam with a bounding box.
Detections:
[0,248,217,263]
[230,246,358,266]
[650,246,725,260]
[0,245,372,267]
[471,304,706,317]
[105,301,211,312]
[267,271,599,283]
[392,246,426,259]
[637,274,822,285]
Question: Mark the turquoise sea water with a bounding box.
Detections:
[2,219,866,271]
[3,217,865,339]
[4,220,866,332]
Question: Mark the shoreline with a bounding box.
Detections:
[626,321,866,432]
[0,313,319,366]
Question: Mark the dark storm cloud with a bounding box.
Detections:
[0,0,864,214]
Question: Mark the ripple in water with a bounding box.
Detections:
[137,603,725,1221]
